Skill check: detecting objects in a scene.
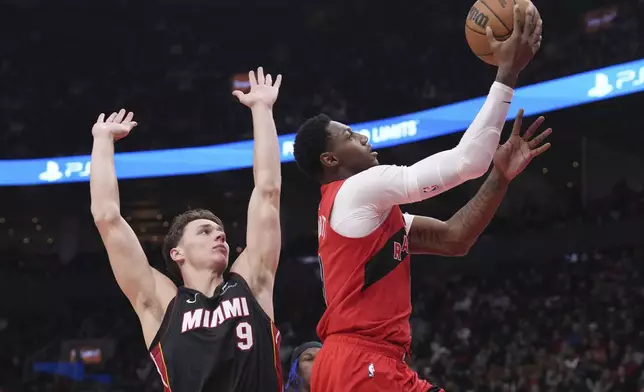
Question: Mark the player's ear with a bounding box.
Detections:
[320,152,339,168]
[170,247,184,263]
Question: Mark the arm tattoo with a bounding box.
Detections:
[448,168,509,249]
[409,223,446,255]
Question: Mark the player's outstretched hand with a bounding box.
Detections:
[92,109,138,142]
[486,2,542,74]
[233,67,282,109]
[493,108,551,182]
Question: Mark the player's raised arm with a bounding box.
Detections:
[230,67,282,319]
[328,4,543,217]
[406,109,552,256]
[90,110,176,345]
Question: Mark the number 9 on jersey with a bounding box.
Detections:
[236,321,254,351]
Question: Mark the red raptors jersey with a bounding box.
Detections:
[316,180,412,352]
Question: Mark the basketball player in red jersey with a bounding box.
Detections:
[90,68,285,391]
[293,5,546,391]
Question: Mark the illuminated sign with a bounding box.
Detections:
[588,66,644,98]
[1,58,643,186]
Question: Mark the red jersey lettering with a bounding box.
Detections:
[393,242,402,261]
[317,180,412,352]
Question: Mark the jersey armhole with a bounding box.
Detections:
[228,272,275,325]
[403,213,415,234]
[148,296,178,351]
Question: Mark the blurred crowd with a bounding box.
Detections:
[408,246,644,392]
[0,0,642,157]
[0,179,640,391]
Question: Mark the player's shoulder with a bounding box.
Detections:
[223,273,274,322]
[342,164,406,189]
[220,273,253,295]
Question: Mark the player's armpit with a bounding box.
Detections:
[94,216,176,321]
[407,216,470,257]
[231,187,281,319]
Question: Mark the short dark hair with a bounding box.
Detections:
[162,209,224,282]
[293,114,332,179]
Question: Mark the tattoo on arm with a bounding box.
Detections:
[448,168,509,250]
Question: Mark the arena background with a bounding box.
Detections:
[1,0,643,390]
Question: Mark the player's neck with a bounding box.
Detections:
[321,168,354,184]
[181,268,225,297]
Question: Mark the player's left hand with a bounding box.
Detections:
[493,108,552,181]
[233,67,282,109]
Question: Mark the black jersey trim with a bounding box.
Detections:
[362,226,409,292]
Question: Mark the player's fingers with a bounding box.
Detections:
[531,19,542,44]
[485,27,498,46]
[265,74,272,86]
[232,90,244,101]
[257,66,265,85]
[531,142,551,158]
[531,5,539,30]
[522,4,535,40]
[528,127,552,148]
[107,112,117,122]
[512,109,524,136]
[124,111,134,123]
[122,123,137,133]
[274,74,283,89]
[513,5,523,36]
[97,113,105,123]
[523,116,545,140]
[248,70,257,86]
[114,108,126,123]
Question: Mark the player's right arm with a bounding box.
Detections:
[331,10,543,237]
[90,110,176,347]
[332,79,515,236]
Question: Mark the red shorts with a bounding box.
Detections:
[311,335,444,392]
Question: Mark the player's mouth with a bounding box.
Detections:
[213,244,227,253]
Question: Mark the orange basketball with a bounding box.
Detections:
[465,0,531,65]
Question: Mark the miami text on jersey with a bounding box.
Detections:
[181,297,251,333]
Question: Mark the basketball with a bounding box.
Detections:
[465,0,532,65]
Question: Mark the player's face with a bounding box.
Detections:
[297,347,320,386]
[176,219,229,273]
[322,121,379,175]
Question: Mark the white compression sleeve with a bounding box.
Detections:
[330,82,514,238]
[409,82,513,197]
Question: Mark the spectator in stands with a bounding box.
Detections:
[284,342,322,392]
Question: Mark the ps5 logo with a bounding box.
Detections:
[588,66,644,98]
[39,160,91,183]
